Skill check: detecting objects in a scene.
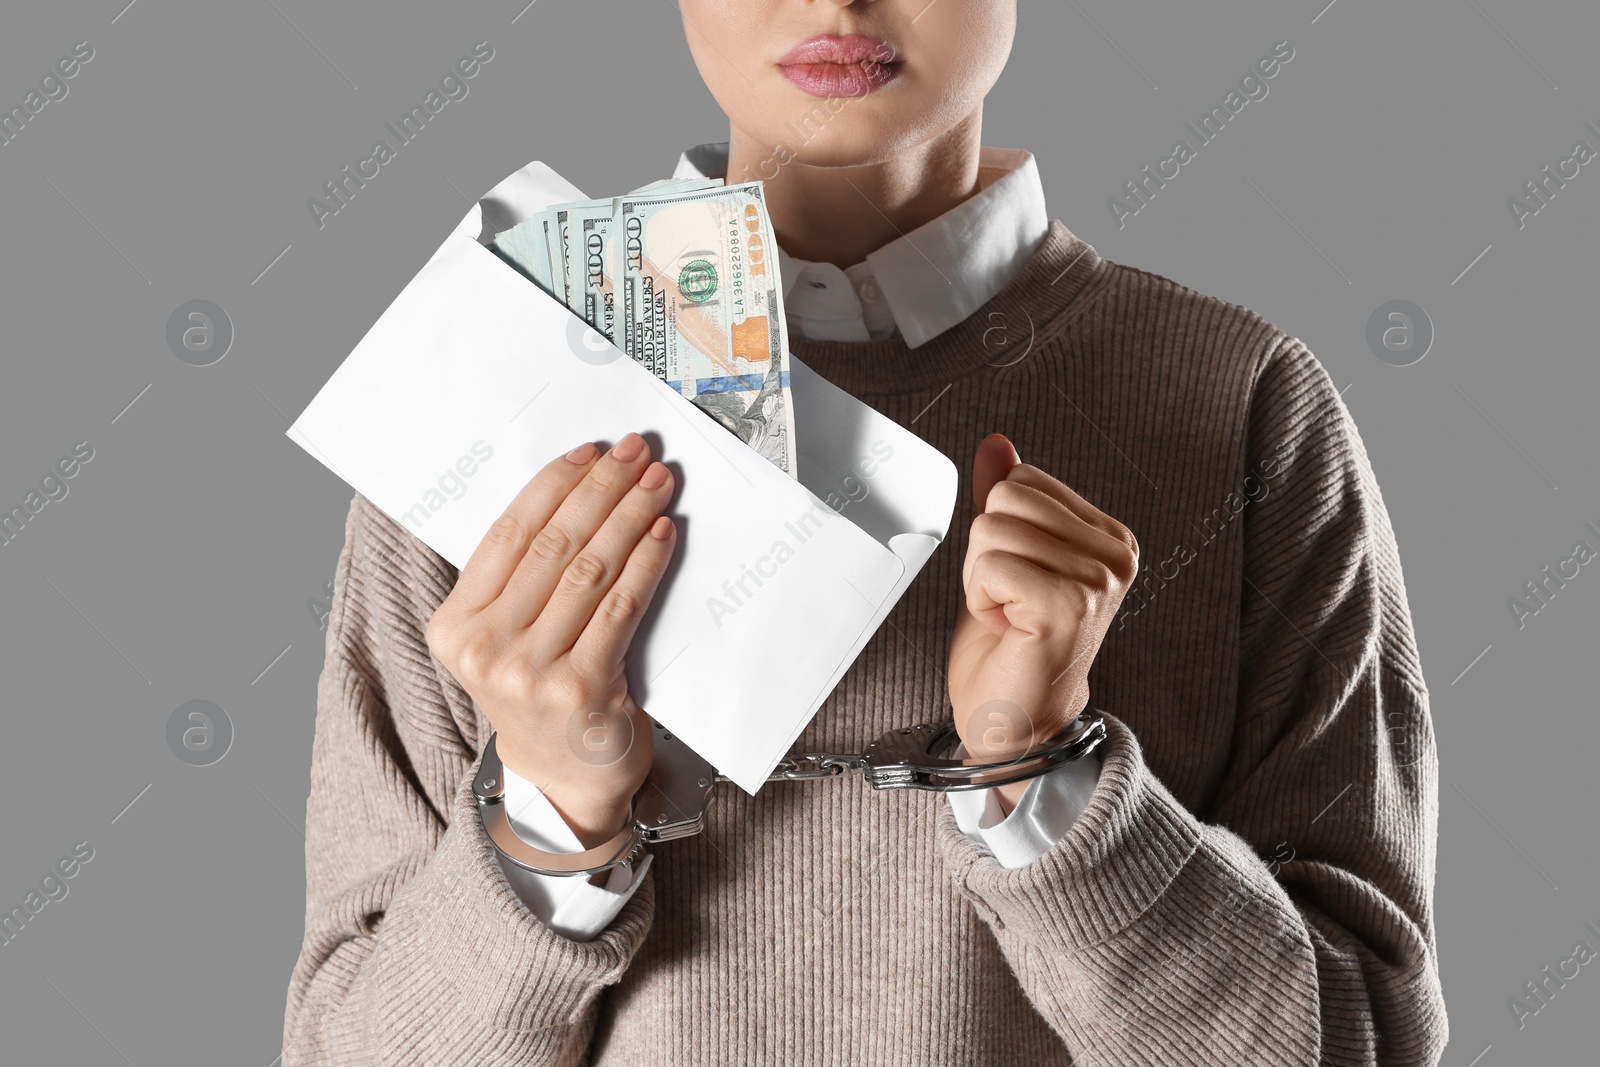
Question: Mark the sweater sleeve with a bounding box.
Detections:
[946,748,1103,868]
[282,493,654,1067]
[497,762,651,941]
[934,337,1447,1066]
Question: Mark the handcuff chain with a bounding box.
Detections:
[476,714,1107,877]
[729,751,866,783]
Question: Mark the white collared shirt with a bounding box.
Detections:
[493,144,1101,939]
[672,142,1051,348]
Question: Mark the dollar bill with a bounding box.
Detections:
[566,201,620,340]
[491,214,556,296]
[494,176,793,477]
[494,182,726,331]
[544,199,589,308]
[565,180,725,341]
[615,181,796,476]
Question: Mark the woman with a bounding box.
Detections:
[284,2,1446,1064]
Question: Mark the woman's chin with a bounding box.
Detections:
[773,129,924,171]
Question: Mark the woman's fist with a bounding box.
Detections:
[948,433,1138,808]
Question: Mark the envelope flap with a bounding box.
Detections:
[790,355,959,551]
[455,160,588,244]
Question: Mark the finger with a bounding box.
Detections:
[449,440,603,614]
[1002,463,1138,555]
[967,549,1085,639]
[963,511,1115,594]
[491,432,656,631]
[569,514,677,677]
[972,433,1019,512]
[980,481,1081,541]
[980,480,1133,571]
[531,461,675,657]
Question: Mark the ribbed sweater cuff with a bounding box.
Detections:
[401,772,655,1031]
[936,713,1202,951]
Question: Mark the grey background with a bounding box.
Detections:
[0,1,1594,1063]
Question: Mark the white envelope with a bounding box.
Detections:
[288,160,958,794]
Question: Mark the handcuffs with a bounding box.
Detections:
[474,712,1106,877]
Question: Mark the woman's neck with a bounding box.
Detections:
[726,109,984,269]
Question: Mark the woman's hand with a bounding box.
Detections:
[426,432,677,848]
[948,434,1139,811]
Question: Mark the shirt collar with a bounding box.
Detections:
[671,142,1049,349]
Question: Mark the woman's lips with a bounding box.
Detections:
[777,34,901,98]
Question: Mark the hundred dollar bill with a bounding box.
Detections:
[493,182,725,328]
[615,181,796,476]
[565,201,620,339]
[491,213,556,296]
[544,199,590,308]
[565,180,725,340]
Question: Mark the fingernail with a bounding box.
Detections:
[611,432,645,463]
[566,442,597,463]
[639,462,669,490]
[650,515,674,540]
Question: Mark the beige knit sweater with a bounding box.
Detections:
[283,220,1447,1066]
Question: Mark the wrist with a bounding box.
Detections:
[542,787,634,851]
[493,741,637,851]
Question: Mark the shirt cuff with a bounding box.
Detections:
[946,743,1103,869]
[496,763,650,942]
